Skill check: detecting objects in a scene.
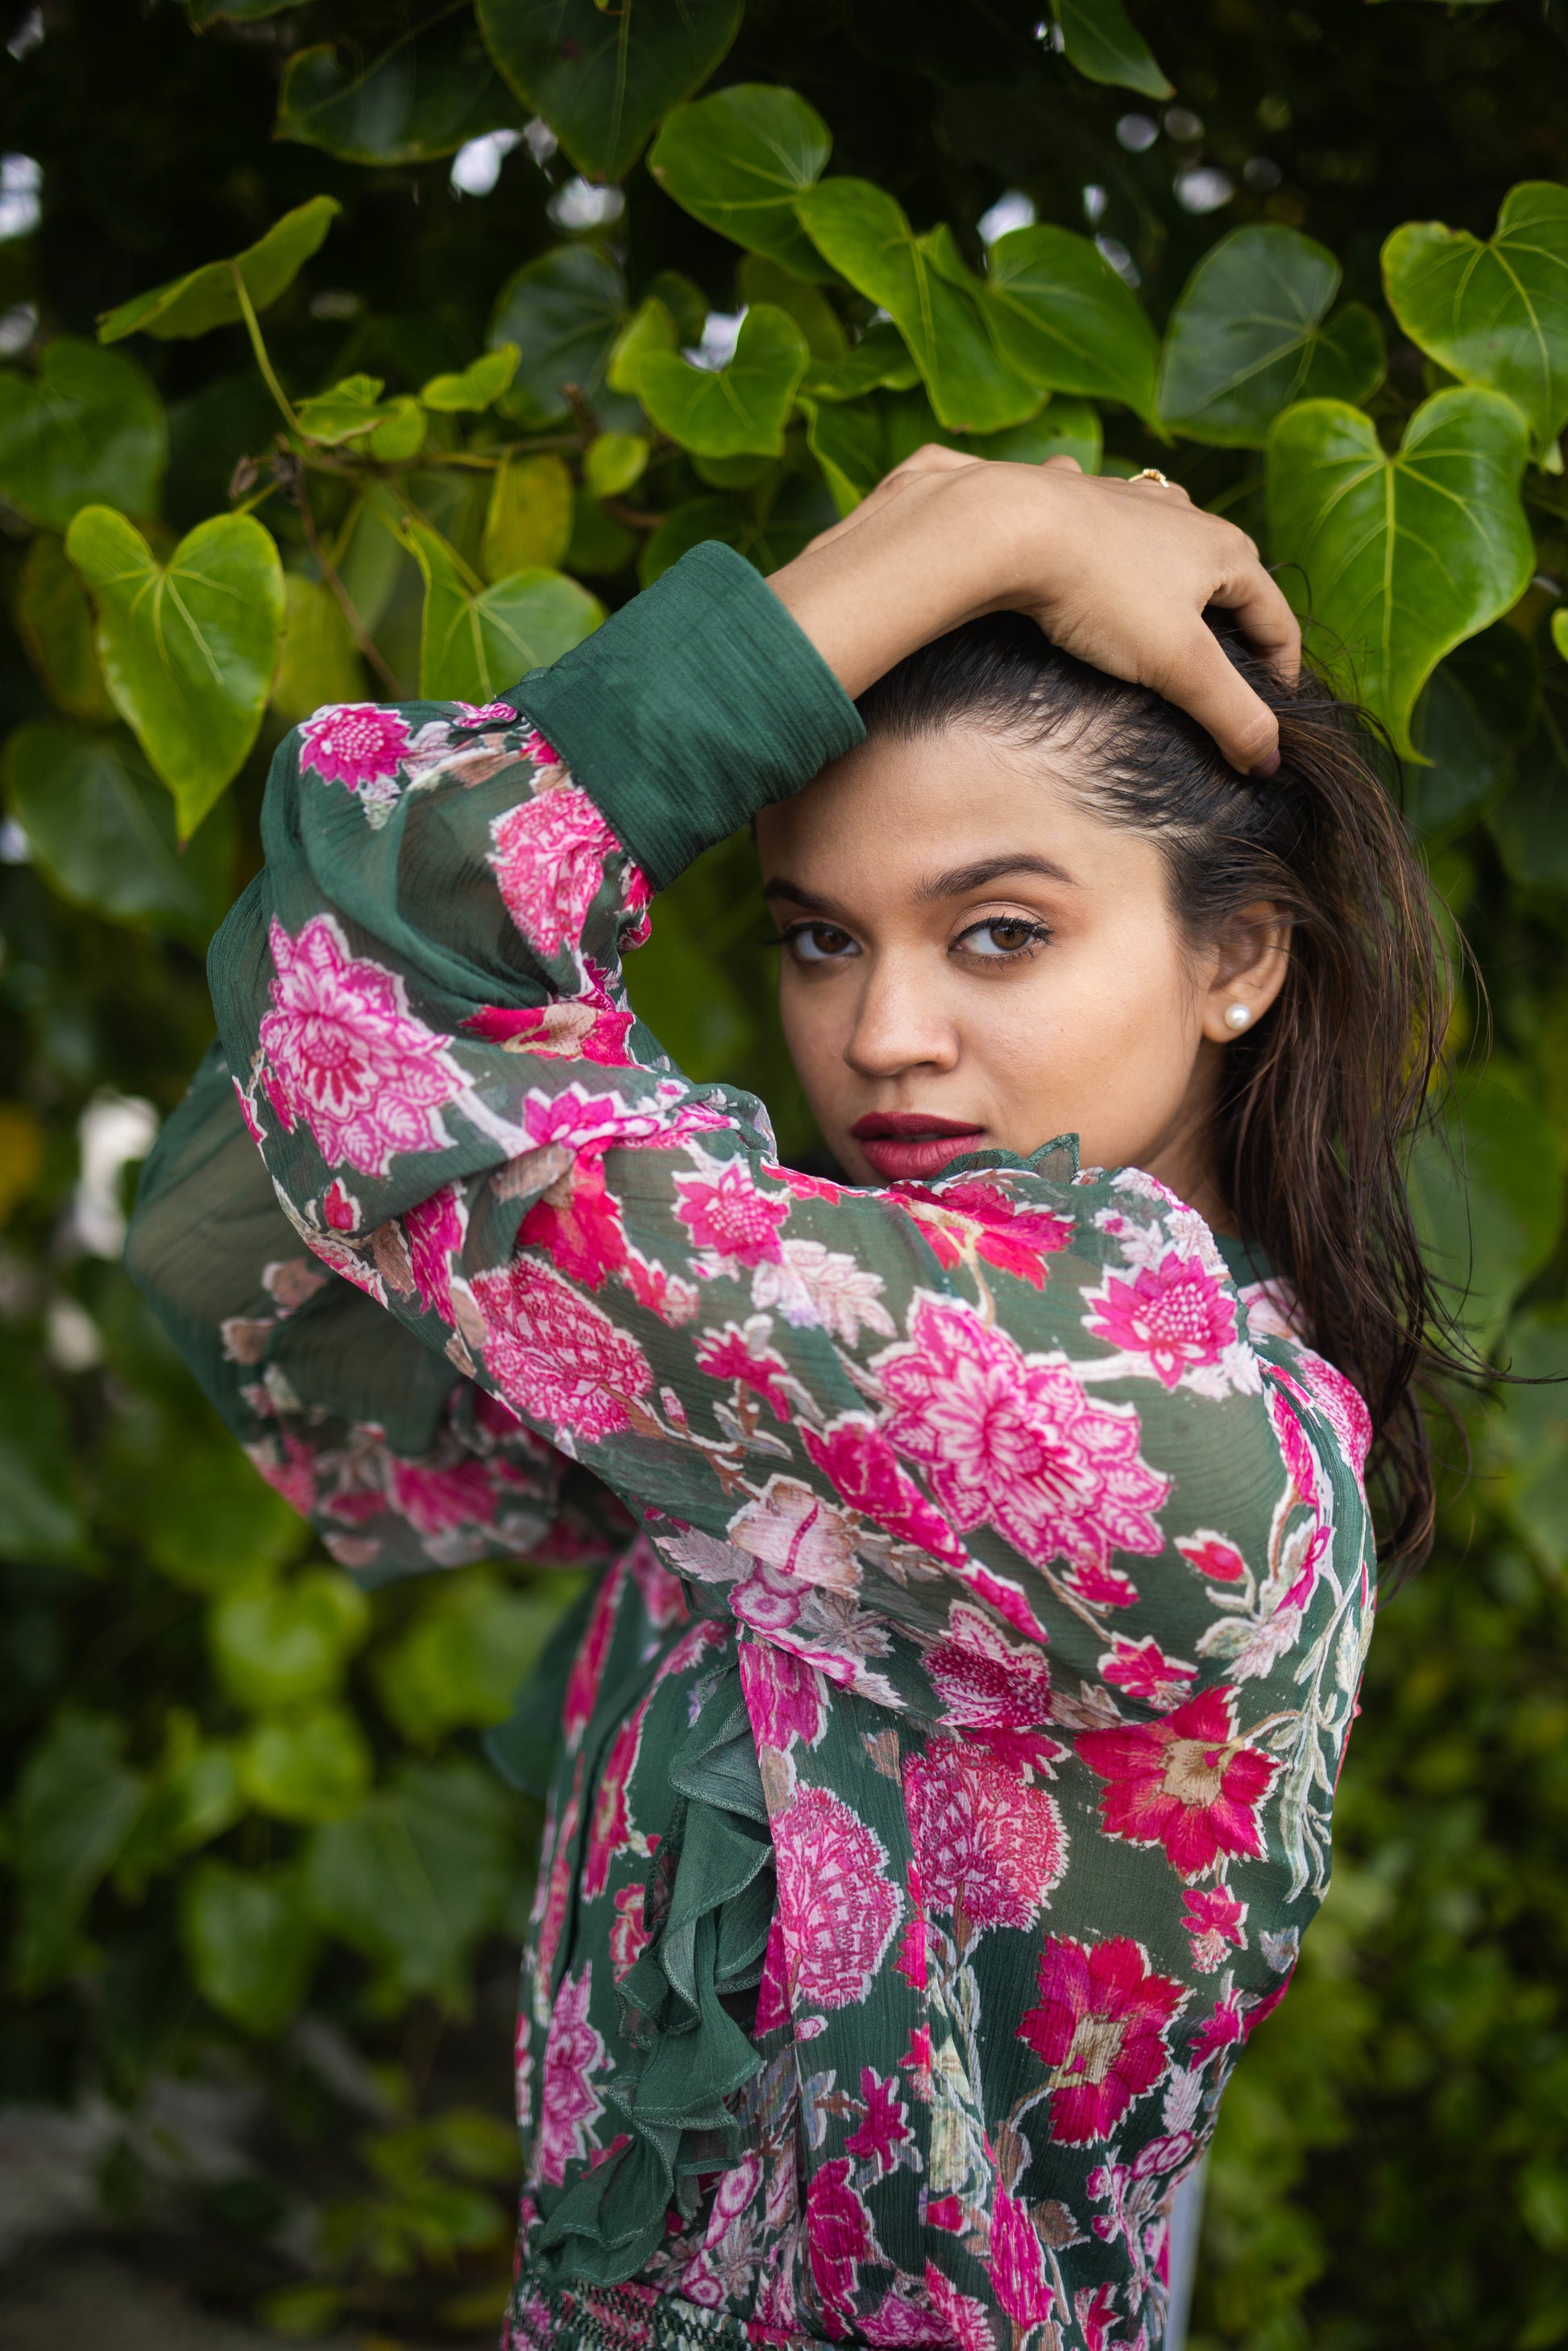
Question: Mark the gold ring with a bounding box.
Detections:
[1131,467,1172,487]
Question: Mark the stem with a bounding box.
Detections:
[293,462,404,698]
[231,264,301,436]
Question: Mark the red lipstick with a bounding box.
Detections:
[849,1111,985,1182]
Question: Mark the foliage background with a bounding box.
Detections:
[3,1,1568,2345]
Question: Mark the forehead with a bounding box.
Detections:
[756,722,1168,903]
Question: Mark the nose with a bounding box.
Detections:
[842,952,959,1081]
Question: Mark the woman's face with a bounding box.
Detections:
[756,724,1287,1225]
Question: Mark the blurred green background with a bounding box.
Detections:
[3,2,1568,2345]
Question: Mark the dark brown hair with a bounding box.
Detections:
[857,612,1454,1572]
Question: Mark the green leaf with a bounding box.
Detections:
[303,1759,514,2007]
[977,397,1103,471]
[1554,605,1568,666]
[738,255,844,360]
[64,506,286,836]
[803,322,921,402]
[488,244,630,430]
[272,575,367,725]
[277,23,521,165]
[637,304,809,459]
[209,1568,371,1713]
[607,295,678,397]
[1265,388,1533,758]
[142,1439,310,1593]
[1408,1066,1564,1346]
[649,84,833,281]
[241,1707,373,1824]
[583,432,649,501]
[637,476,835,588]
[181,1859,319,2034]
[97,194,341,344]
[375,1572,570,1744]
[15,533,112,721]
[1405,625,1537,840]
[0,338,166,529]
[405,521,602,704]
[421,345,519,413]
[12,1715,145,1991]
[645,270,709,347]
[296,374,426,460]
[482,453,575,579]
[1159,226,1387,447]
[801,393,885,514]
[478,0,742,181]
[1491,665,1568,892]
[985,224,1159,420]
[2,722,235,942]
[794,182,1043,434]
[0,1336,84,1568]
[1383,183,1568,468]
[1493,1306,1568,1568]
[114,1713,245,1895]
[1052,0,1172,98]
[566,489,637,579]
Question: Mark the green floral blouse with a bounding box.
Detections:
[128,543,1376,2351]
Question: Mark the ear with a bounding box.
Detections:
[1198,901,1291,1045]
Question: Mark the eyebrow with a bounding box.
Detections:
[761,854,1078,913]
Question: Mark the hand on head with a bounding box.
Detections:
[768,443,1300,779]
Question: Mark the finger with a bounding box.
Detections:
[1206,560,1302,685]
[1156,621,1283,776]
[1040,454,1084,474]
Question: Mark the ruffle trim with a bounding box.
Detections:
[506,2266,828,2351]
[533,1658,775,2287]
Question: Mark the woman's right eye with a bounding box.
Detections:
[782,921,859,964]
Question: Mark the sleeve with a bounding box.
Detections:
[130,541,1375,1867]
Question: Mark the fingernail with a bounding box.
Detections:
[1251,749,1280,779]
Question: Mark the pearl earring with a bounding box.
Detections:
[1223,1003,1251,1032]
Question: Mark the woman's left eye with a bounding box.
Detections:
[954,916,1050,961]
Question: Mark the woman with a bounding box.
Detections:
[128,452,1445,2351]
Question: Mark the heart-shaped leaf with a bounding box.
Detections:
[272,576,366,725]
[1052,0,1172,99]
[488,244,631,429]
[607,296,678,396]
[2,721,236,940]
[985,223,1159,421]
[638,476,836,588]
[97,195,341,345]
[15,533,113,721]
[404,520,602,703]
[1408,1065,1564,1346]
[800,395,886,514]
[421,345,519,413]
[878,384,1104,476]
[65,505,286,835]
[637,304,809,458]
[1406,624,1537,840]
[296,374,427,460]
[794,181,1043,434]
[482,455,575,579]
[739,256,844,359]
[476,0,741,181]
[1491,658,1568,893]
[1266,388,1533,757]
[649,85,834,281]
[277,23,521,164]
[182,1859,319,2035]
[0,339,166,528]
[1160,226,1387,447]
[1383,182,1568,468]
[584,432,649,501]
[803,322,920,402]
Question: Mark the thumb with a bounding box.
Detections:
[1155,622,1282,777]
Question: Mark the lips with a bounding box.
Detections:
[849,1111,985,1182]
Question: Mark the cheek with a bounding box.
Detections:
[973,941,1203,1133]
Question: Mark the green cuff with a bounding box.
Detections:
[513,541,865,893]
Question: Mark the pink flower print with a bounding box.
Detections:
[695,1321,799,1421]
[844,2068,911,2177]
[452,700,516,725]
[896,1177,1075,1290]
[860,2291,944,2345]
[517,729,559,767]
[322,1176,360,1232]
[876,1294,1169,1579]
[739,1639,826,1755]
[489,784,620,959]
[533,1767,581,1987]
[404,1186,463,1320]
[1293,1342,1373,1478]
[610,1883,650,1981]
[259,914,466,1178]
[1076,1684,1279,1880]
[521,1155,628,1291]
[801,1414,964,1567]
[562,1553,628,1755]
[674,1161,791,1268]
[754,1912,790,2035]
[905,1734,1067,1935]
[728,1555,807,1635]
[388,1454,497,1537]
[772,1785,903,2012]
[728,1477,861,1596]
[581,1700,648,1899]
[233,1076,266,1147]
[806,2158,877,2323]
[626,1532,686,1628]
[470,1253,653,1442]
[1100,1634,1197,1709]
[535,1963,609,2185]
[1190,1980,1247,2066]
[1085,1251,1237,1389]
[924,1601,1052,1730]
[247,1431,317,1518]
[990,2183,1055,2326]
[1182,1885,1247,1974]
[1267,1381,1320,1508]
[298,702,412,795]
[923,2263,995,2351]
[462,999,637,1068]
[1176,1529,1248,1584]
[1018,1934,1186,2145]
